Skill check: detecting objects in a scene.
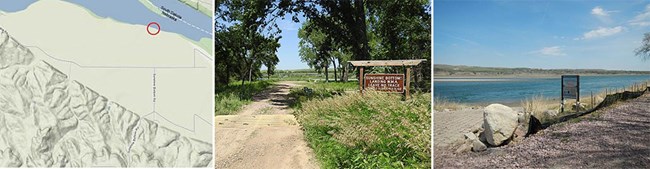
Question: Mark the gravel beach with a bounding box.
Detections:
[435,93,650,168]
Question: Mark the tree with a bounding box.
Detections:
[215,0,290,87]
[298,21,333,82]
[636,32,650,60]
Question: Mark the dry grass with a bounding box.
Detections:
[295,91,431,168]
[522,81,650,124]
[433,97,467,111]
[521,95,555,122]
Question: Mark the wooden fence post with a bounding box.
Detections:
[405,67,411,99]
[359,66,364,94]
[591,91,594,109]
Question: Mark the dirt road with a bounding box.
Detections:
[215,81,319,169]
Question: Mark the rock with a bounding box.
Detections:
[455,140,472,153]
[482,104,518,146]
[545,110,559,117]
[572,103,588,111]
[463,132,487,152]
[517,113,525,123]
[472,139,487,152]
[512,111,531,143]
[512,125,527,142]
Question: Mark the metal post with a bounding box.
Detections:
[560,76,564,112]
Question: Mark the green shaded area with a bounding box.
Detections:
[178,0,212,17]
[214,80,274,115]
[188,37,212,55]
[294,92,431,168]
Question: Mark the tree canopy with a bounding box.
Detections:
[215,0,431,89]
[636,32,650,61]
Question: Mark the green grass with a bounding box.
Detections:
[214,80,274,115]
[294,92,431,168]
[303,81,358,91]
[266,69,357,82]
[288,81,358,108]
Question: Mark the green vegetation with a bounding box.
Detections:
[265,69,357,82]
[177,0,212,17]
[216,1,431,88]
[214,80,274,115]
[294,92,431,168]
[435,64,650,77]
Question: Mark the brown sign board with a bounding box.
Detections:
[364,74,405,93]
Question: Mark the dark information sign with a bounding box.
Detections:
[562,75,579,99]
[364,74,405,93]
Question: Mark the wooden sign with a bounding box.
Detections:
[364,74,405,93]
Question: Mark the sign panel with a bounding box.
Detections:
[364,74,405,93]
[562,75,579,99]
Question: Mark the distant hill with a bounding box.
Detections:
[434,64,650,77]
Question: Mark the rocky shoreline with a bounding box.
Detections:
[435,93,650,168]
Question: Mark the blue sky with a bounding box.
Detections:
[435,1,650,71]
[274,15,308,70]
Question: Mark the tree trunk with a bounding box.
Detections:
[325,62,329,83]
[342,63,349,82]
[332,58,338,82]
[353,0,370,60]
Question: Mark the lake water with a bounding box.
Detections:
[434,75,650,104]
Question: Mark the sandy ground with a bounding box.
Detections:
[435,93,650,168]
[434,107,523,148]
[215,81,319,169]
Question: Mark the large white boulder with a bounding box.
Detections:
[482,104,518,146]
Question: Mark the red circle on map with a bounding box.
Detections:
[147,22,161,35]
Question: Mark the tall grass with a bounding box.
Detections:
[295,92,431,168]
[214,80,274,115]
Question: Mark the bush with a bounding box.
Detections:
[214,93,249,115]
[295,92,431,168]
[214,80,274,115]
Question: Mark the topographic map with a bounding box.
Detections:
[0,0,214,167]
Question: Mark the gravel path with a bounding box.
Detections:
[434,109,484,147]
[435,93,650,168]
[215,81,319,169]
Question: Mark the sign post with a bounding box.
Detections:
[561,75,580,112]
[349,59,425,99]
[364,74,405,93]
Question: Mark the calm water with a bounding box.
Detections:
[434,75,650,104]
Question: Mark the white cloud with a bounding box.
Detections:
[591,6,609,16]
[631,22,650,27]
[531,46,566,56]
[630,4,650,27]
[579,26,624,40]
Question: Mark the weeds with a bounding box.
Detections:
[295,92,431,168]
[214,80,274,115]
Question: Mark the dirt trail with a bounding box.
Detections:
[215,81,319,169]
